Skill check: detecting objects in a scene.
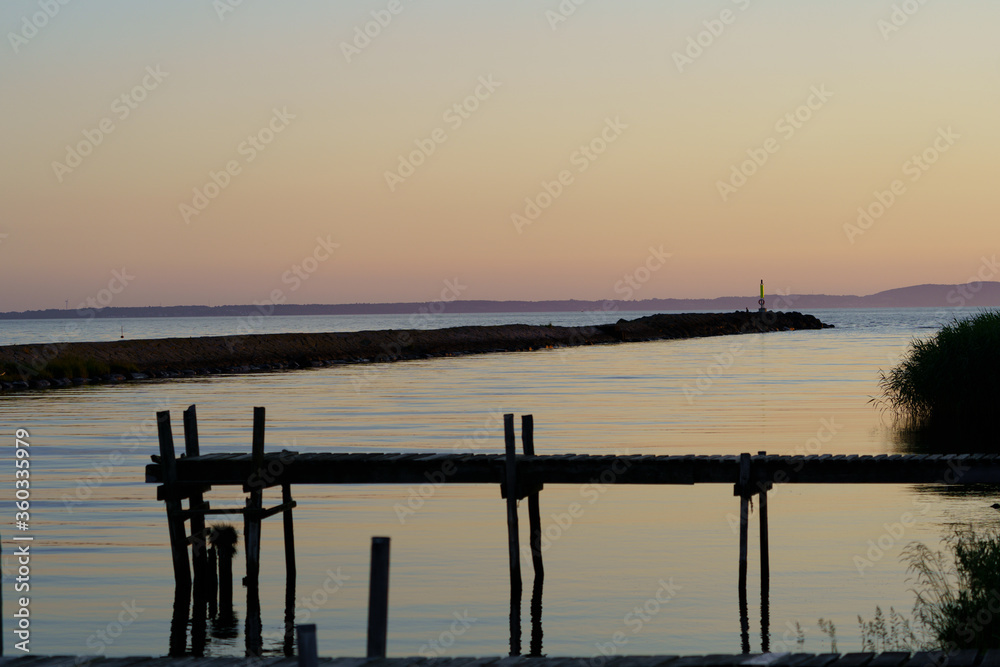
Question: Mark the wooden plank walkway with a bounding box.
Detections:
[146,452,1000,488]
[0,652,997,667]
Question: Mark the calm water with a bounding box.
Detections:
[0,307,995,658]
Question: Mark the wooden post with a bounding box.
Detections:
[184,405,209,601]
[736,452,751,654]
[244,407,265,593]
[522,414,544,657]
[207,546,218,618]
[283,482,298,656]
[158,411,192,592]
[283,483,297,584]
[737,453,750,593]
[758,451,771,653]
[503,413,522,656]
[298,624,318,667]
[522,415,544,581]
[367,536,391,658]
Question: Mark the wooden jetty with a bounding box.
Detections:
[145,406,1000,658]
[7,652,1000,667]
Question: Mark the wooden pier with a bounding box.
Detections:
[8,651,1000,667]
[145,406,1000,659]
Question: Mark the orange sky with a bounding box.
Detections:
[1,1,998,310]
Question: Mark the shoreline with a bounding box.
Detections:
[0,311,832,392]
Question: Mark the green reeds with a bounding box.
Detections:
[876,310,1000,432]
[859,526,1000,651]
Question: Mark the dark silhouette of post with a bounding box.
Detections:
[298,624,318,667]
[157,412,191,593]
[736,452,751,654]
[183,405,210,610]
[522,414,544,656]
[758,451,771,653]
[503,414,522,656]
[367,536,391,658]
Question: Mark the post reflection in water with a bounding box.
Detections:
[169,574,297,655]
[528,575,544,657]
[169,586,190,658]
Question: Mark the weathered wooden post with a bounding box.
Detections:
[503,413,522,656]
[367,536,391,658]
[157,411,192,592]
[522,415,544,580]
[298,624,318,667]
[212,525,238,616]
[522,414,545,657]
[183,405,210,601]
[758,451,771,653]
[736,452,751,654]
[244,407,265,592]
[283,482,297,655]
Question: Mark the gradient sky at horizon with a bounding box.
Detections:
[1,0,998,310]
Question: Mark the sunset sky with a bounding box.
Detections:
[1,0,998,311]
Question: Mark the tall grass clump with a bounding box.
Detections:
[877,310,1000,432]
[905,526,1000,650]
[860,526,1000,651]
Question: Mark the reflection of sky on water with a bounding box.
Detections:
[0,308,993,656]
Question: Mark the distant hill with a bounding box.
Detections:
[3,282,1000,319]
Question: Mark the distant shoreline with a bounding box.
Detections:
[0,311,831,392]
[2,281,998,319]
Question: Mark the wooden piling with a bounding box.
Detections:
[157,411,192,592]
[184,405,210,600]
[503,413,522,656]
[207,546,218,618]
[282,483,297,584]
[243,407,265,592]
[297,624,318,667]
[736,452,751,654]
[522,414,544,657]
[522,414,544,581]
[367,536,391,658]
[736,453,750,594]
[758,451,770,653]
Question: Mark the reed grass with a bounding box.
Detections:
[876,310,1000,431]
[859,526,1000,651]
